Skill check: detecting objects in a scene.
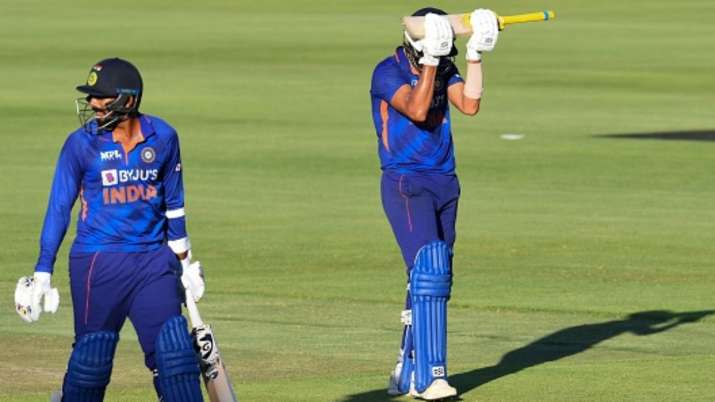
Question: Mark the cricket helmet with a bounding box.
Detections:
[75,57,143,131]
[403,7,458,68]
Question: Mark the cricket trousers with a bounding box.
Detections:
[68,245,183,372]
[381,170,460,273]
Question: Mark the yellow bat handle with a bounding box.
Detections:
[497,10,555,30]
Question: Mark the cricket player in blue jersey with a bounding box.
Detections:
[370,7,500,400]
[14,58,206,402]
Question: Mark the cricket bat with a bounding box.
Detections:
[403,10,556,39]
[184,288,239,402]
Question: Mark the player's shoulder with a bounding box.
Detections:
[373,52,401,75]
[142,114,179,141]
[63,126,94,149]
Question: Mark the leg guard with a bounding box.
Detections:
[410,241,452,393]
[155,316,204,402]
[388,310,415,395]
[61,331,119,402]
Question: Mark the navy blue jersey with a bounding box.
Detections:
[35,115,189,273]
[370,47,463,174]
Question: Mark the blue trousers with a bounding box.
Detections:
[68,245,183,372]
[381,171,460,272]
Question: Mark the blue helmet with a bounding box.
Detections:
[75,58,143,131]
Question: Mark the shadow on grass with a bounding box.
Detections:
[340,310,714,402]
[594,130,715,142]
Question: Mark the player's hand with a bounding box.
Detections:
[15,272,60,323]
[421,13,454,66]
[466,9,499,61]
[180,257,205,302]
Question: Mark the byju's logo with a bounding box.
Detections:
[100,150,121,161]
[101,169,118,186]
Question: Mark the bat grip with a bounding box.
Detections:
[498,10,555,30]
[184,288,205,327]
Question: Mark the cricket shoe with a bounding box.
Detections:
[409,379,458,401]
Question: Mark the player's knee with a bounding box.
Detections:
[155,315,203,402]
[410,241,452,299]
[62,331,119,401]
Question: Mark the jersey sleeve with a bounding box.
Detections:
[370,61,408,103]
[35,134,84,273]
[448,66,464,86]
[162,131,190,254]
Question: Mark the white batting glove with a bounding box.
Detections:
[15,272,60,323]
[180,256,205,302]
[466,9,499,61]
[421,13,454,66]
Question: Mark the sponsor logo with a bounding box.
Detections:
[87,72,98,86]
[118,169,158,182]
[100,150,121,161]
[102,184,158,205]
[140,147,156,163]
[432,366,445,378]
[101,169,158,186]
[101,169,118,186]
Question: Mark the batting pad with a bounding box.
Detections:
[397,320,416,394]
[410,241,452,393]
[62,331,119,402]
[156,315,204,402]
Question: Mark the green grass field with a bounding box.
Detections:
[1,0,714,401]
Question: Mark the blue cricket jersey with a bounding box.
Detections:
[35,114,189,273]
[370,47,463,174]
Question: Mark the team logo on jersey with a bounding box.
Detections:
[87,72,98,86]
[101,169,118,186]
[140,147,156,163]
[100,150,121,161]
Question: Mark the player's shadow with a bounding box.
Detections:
[340,309,713,402]
[594,130,715,142]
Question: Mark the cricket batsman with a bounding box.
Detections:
[370,7,499,400]
[14,58,206,402]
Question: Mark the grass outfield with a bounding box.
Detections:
[1,0,714,401]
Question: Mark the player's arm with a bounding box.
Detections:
[36,135,84,274]
[162,132,204,301]
[450,9,500,117]
[17,134,83,323]
[162,132,190,258]
[377,13,454,122]
[389,66,437,122]
[448,61,482,116]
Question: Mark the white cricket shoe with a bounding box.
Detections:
[409,379,457,400]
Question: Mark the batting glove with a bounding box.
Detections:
[466,9,499,61]
[180,256,205,302]
[421,13,454,66]
[15,272,59,323]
